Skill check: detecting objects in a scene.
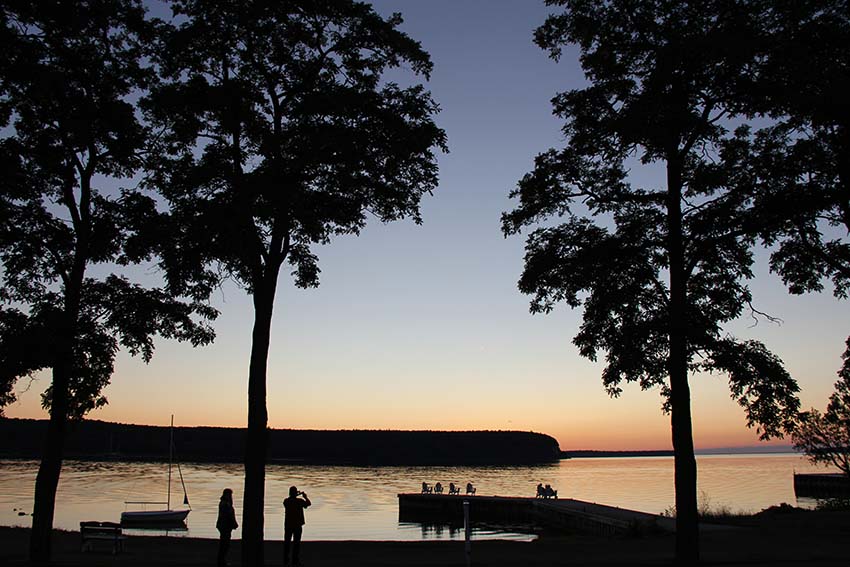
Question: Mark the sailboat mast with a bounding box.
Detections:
[168,414,173,510]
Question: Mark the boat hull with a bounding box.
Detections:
[120,509,190,525]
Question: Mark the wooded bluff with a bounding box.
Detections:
[0,419,561,465]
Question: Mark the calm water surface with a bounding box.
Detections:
[0,454,834,541]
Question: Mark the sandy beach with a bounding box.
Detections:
[3,508,849,566]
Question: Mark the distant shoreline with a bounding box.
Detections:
[562,446,798,459]
[0,418,561,466]
[0,418,797,465]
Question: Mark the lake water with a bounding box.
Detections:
[0,454,834,541]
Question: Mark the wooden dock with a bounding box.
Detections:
[794,473,850,498]
[398,494,676,536]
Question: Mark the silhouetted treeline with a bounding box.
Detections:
[562,450,674,458]
[0,419,560,465]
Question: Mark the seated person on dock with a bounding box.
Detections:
[466,482,476,495]
[421,482,433,494]
[448,482,461,495]
[434,482,443,494]
[536,483,545,498]
[545,484,557,499]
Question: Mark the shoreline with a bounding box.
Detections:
[0,449,802,468]
[4,507,850,566]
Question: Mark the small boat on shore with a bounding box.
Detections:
[120,507,190,525]
[121,415,191,526]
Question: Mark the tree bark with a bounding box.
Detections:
[29,278,82,565]
[29,367,68,565]
[666,156,699,564]
[241,271,278,567]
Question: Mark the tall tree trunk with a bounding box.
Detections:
[29,368,69,565]
[242,273,277,567]
[666,157,699,563]
[29,282,81,565]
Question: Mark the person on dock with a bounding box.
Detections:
[216,488,238,567]
[283,485,312,566]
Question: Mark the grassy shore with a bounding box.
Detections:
[2,507,849,566]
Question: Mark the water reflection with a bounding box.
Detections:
[123,525,189,538]
[0,454,837,540]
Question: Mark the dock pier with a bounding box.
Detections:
[794,473,850,498]
[398,494,675,537]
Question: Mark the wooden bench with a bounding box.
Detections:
[80,521,126,554]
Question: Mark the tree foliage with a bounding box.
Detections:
[143,1,446,564]
[734,1,850,300]
[793,339,850,476]
[145,0,446,297]
[0,1,216,561]
[504,0,800,440]
[0,0,216,418]
[504,0,801,561]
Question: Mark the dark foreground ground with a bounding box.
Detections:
[3,508,849,566]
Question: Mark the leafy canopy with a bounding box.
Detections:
[793,339,850,476]
[734,1,850,301]
[0,0,216,418]
[503,0,799,438]
[144,0,447,295]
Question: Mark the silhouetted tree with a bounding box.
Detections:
[793,339,850,477]
[730,1,849,349]
[143,2,445,564]
[503,2,800,561]
[0,2,215,562]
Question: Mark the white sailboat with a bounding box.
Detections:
[121,415,191,525]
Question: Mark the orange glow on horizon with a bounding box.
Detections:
[6,373,795,453]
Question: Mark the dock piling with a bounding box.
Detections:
[463,499,470,565]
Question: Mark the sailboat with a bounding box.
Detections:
[121,415,191,525]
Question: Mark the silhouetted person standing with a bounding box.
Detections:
[216,488,238,566]
[283,486,311,566]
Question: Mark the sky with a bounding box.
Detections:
[6,0,849,451]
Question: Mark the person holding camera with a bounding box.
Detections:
[283,485,311,566]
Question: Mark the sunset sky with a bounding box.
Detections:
[7,0,849,451]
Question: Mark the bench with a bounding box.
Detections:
[80,521,126,554]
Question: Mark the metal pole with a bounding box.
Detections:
[463,499,471,566]
[168,414,173,510]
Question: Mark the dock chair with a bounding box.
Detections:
[421,482,433,494]
[448,482,461,495]
[434,482,443,494]
[466,482,476,495]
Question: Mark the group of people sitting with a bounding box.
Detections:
[535,483,558,499]
[421,481,476,495]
